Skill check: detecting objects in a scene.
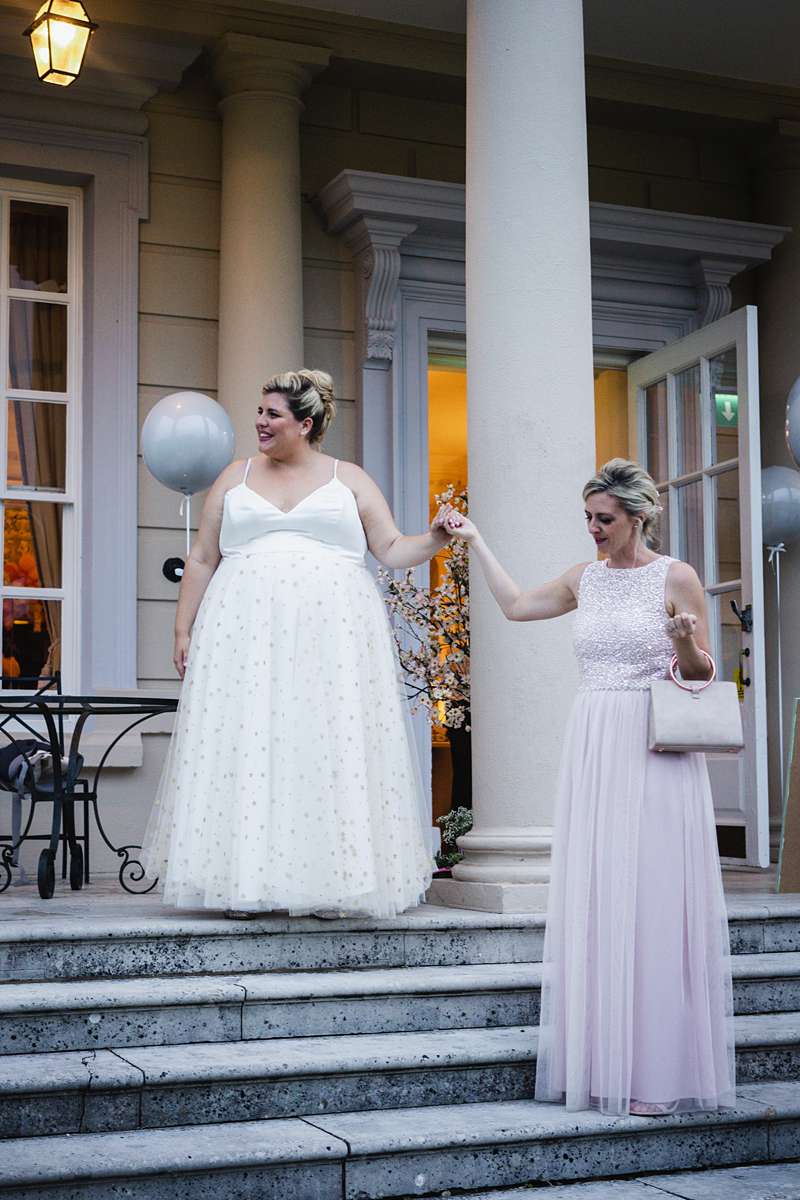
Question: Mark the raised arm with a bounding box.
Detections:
[172,460,243,677]
[447,515,585,621]
[664,561,714,680]
[338,462,450,568]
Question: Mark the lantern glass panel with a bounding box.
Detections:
[49,21,89,77]
[29,23,51,78]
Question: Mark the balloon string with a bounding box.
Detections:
[768,543,786,803]
[179,496,191,559]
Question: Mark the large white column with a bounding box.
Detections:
[213,34,329,454]
[433,0,596,912]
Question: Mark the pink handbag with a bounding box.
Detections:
[649,653,744,754]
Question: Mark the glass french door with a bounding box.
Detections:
[628,307,769,867]
[0,180,81,691]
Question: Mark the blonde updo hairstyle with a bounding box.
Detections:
[583,458,662,550]
[262,369,336,446]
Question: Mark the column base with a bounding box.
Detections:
[427,877,549,914]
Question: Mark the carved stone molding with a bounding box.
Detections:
[344,217,418,362]
[693,257,742,327]
[317,170,788,353]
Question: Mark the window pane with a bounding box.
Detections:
[8,300,67,391]
[711,346,738,463]
[645,380,668,484]
[657,487,670,555]
[676,364,702,475]
[7,401,67,492]
[676,480,705,582]
[9,201,68,293]
[4,501,63,588]
[2,597,60,687]
[715,466,741,584]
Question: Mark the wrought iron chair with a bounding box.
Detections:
[0,673,90,897]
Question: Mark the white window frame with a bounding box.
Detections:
[627,306,769,867]
[0,118,147,695]
[0,179,82,689]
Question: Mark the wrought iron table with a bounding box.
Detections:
[0,692,179,899]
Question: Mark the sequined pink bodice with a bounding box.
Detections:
[573,557,675,692]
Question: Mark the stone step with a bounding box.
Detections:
[465,1161,800,1198]
[2,952,799,1057]
[0,1081,797,1198]
[733,951,800,1014]
[0,1025,536,1139]
[0,962,541,1055]
[0,908,546,983]
[2,1013,799,1141]
[1,897,798,984]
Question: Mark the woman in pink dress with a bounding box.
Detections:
[446,458,735,1116]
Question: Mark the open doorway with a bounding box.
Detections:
[427,341,467,825]
[424,353,632,825]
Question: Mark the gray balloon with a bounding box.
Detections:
[787,375,800,469]
[141,392,234,496]
[761,465,800,546]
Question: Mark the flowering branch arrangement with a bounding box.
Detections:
[379,486,470,730]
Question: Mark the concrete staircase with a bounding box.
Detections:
[0,895,798,1198]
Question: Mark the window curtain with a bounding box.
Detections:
[7,209,67,676]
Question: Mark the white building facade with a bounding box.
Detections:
[1,0,798,904]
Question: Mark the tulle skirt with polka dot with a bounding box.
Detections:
[141,550,433,915]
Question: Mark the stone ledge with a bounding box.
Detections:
[0,1116,345,1189]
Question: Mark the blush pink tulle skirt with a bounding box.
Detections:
[534,688,736,1116]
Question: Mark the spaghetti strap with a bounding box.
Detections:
[242,458,252,484]
[332,459,339,480]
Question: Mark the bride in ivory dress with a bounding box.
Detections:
[142,369,452,918]
[445,458,735,1117]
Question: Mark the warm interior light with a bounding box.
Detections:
[23,0,97,86]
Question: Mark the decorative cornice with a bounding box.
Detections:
[344,216,417,361]
[318,170,465,237]
[316,170,789,350]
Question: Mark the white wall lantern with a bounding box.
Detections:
[23,0,97,87]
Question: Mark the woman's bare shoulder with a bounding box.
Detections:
[335,460,376,492]
[665,558,701,586]
[565,560,594,584]
[213,458,247,489]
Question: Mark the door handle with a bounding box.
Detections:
[730,601,753,633]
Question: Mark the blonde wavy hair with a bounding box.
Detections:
[583,458,663,549]
[262,369,336,445]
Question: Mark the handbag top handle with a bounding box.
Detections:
[668,652,717,696]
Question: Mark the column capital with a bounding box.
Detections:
[213,32,330,102]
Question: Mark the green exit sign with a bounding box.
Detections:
[715,393,738,427]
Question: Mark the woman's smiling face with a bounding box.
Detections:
[255,391,308,455]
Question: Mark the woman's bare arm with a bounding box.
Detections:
[445,514,584,620]
[172,460,243,677]
[665,561,713,680]
[338,462,450,567]
[466,526,585,621]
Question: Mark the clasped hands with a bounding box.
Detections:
[430,504,478,542]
